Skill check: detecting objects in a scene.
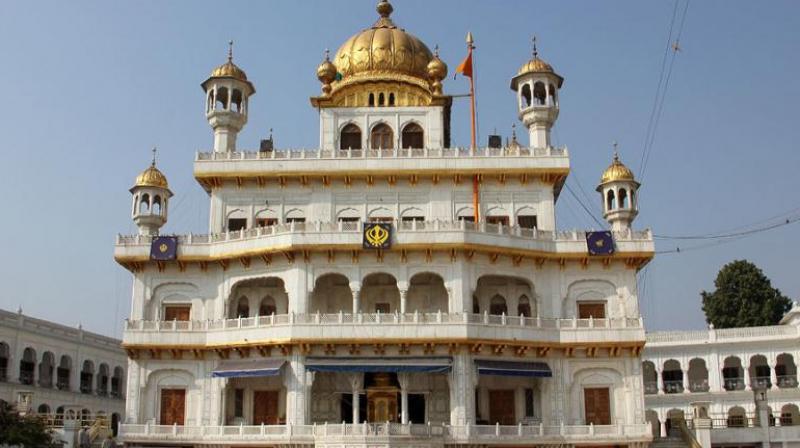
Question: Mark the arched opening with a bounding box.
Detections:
[378,93,385,106]
[112,413,121,437]
[57,355,71,390]
[259,296,277,316]
[152,195,162,215]
[388,93,395,106]
[340,123,363,150]
[723,357,745,391]
[55,406,65,425]
[236,296,250,318]
[606,190,616,210]
[619,189,628,208]
[139,193,150,214]
[216,87,229,110]
[0,342,9,382]
[781,404,800,426]
[489,295,508,316]
[370,123,394,150]
[80,408,92,426]
[39,352,54,388]
[666,409,685,434]
[231,89,243,113]
[776,353,798,388]
[368,93,375,107]
[80,360,94,394]
[662,359,683,393]
[310,273,352,313]
[533,82,546,105]
[642,361,657,394]
[97,363,110,396]
[727,406,747,428]
[472,295,480,314]
[407,272,448,313]
[19,348,36,385]
[630,190,636,209]
[688,358,709,392]
[361,273,400,313]
[749,354,771,388]
[401,123,424,149]
[548,84,557,105]
[521,84,532,108]
[111,366,124,398]
[646,410,660,439]
[517,295,533,317]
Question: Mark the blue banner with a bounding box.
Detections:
[150,236,178,261]
[586,231,615,255]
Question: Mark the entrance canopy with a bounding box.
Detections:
[212,359,285,378]
[306,357,452,374]
[475,360,552,377]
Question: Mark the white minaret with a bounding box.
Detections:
[130,148,172,236]
[201,41,255,152]
[597,145,640,232]
[510,37,563,149]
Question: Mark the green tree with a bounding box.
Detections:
[701,259,792,328]
[0,402,56,447]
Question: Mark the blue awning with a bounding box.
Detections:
[212,359,285,378]
[306,357,452,374]
[475,360,552,377]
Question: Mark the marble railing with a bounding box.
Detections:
[646,325,800,345]
[195,145,569,162]
[120,422,651,445]
[116,220,652,247]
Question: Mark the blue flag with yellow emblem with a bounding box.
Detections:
[150,236,178,261]
[586,231,615,255]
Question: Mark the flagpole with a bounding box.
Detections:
[466,32,480,223]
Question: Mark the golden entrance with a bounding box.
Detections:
[367,373,399,422]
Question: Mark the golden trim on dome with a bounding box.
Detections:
[210,41,248,82]
[134,149,169,189]
[511,37,564,90]
[600,152,636,184]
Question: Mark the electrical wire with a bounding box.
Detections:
[564,182,606,228]
[654,216,800,240]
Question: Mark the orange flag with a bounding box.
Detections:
[455,51,473,78]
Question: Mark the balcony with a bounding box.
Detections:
[723,378,745,391]
[123,312,645,348]
[777,375,798,388]
[663,380,684,394]
[19,371,34,385]
[751,376,772,389]
[644,381,658,395]
[115,220,654,264]
[120,422,652,446]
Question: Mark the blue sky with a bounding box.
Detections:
[0,1,798,337]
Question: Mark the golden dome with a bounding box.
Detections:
[427,47,448,81]
[517,57,555,77]
[134,163,169,189]
[317,50,337,85]
[332,0,434,83]
[600,153,636,184]
[211,60,248,82]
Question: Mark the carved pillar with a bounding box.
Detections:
[352,288,361,314]
[398,373,410,424]
[769,359,778,388]
[283,353,308,425]
[449,352,476,425]
[656,369,664,394]
[348,373,363,424]
[682,369,689,393]
[399,289,408,314]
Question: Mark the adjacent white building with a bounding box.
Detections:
[115,2,656,447]
[643,303,800,447]
[0,307,127,431]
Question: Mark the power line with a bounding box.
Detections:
[654,216,800,241]
[564,182,606,228]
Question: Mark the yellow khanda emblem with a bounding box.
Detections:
[365,224,390,248]
[159,243,169,253]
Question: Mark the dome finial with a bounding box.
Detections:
[376,0,393,18]
[324,48,330,61]
[612,140,619,161]
[227,40,234,63]
[151,146,157,167]
[434,44,440,58]
[532,35,538,58]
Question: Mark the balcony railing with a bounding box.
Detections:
[0,367,6,382]
[56,379,70,391]
[723,378,745,391]
[195,145,569,162]
[777,375,798,388]
[644,381,658,395]
[689,381,710,393]
[663,380,684,394]
[751,376,772,389]
[19,371,34,385]
[120,422,651,445]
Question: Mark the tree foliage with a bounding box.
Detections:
[701,259,792,328]
[0,402,56,447]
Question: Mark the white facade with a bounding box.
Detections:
[643,304,800,447]
[0,307,127,428]
[115,2,655,447]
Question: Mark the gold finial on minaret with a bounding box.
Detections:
[151,146,157,167]
[227,40,234,62]
[532,35,538,58]
[612,141,619,161]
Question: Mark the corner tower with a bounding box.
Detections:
[597,150,640,231]
[130,151,172,236]
[510,39,563,149]
[202,42,255,152]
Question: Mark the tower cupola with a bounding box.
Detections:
[510,38,563,149]
[201,41,255,152]
[597,147,640,231]
[130,149,172,236]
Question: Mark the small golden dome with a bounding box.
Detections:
[317,50,337,85]
[211,60,248,82]
[600,153,636,184]
[517,57,555,76]
[427,47,448,81]
[333,0,434,83]
[134,163,169,189]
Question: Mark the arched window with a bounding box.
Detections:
[619,189,628,208]
[521,84,532,107]
[37,404,50,415]
[781,404,800,426]
[152,196,162,215]
[368,93,375,106]
[378,93,385,106]
[388,93,395,106]
[489,295,507,315]
[139,194,150,214]
[236,296,250,318]
[57,356,71,390]
[80,409,91,426]
[517,295,532,317]
[19,348,36,385]
[533,82,546,105]
[80,360,94,394]
[370,123,394,149]
[401,123,424,149]
[0,342,9,382]
[340,124,362,150]
[259,296,277,316]
[472,295,480,314]
[216,87,229,110]
[231,89,243,113]
[727,406,746,428]
[39,352,54,388]
[111,367,124,397]
[548,84,557,105]
[97,364,109,395]
[606,190,616,210]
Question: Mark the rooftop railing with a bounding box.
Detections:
[646,324,800,344]
[195,145,569,162]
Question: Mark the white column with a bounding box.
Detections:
[124,360,141,423]
[656,369,664,395]
[398,373,410,424]
[769,360,778,388]
[399,289,408,314]
[514,387,525,423]
[744,363,752,390]
[449,352,476,425]
[352,288,361,314]
[283,353,308,425]
[348,373,363,424]
[682,369,689,393]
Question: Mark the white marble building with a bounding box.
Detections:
[0,307,127,431]
[114,2,655,447]
[643,304,800,447]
